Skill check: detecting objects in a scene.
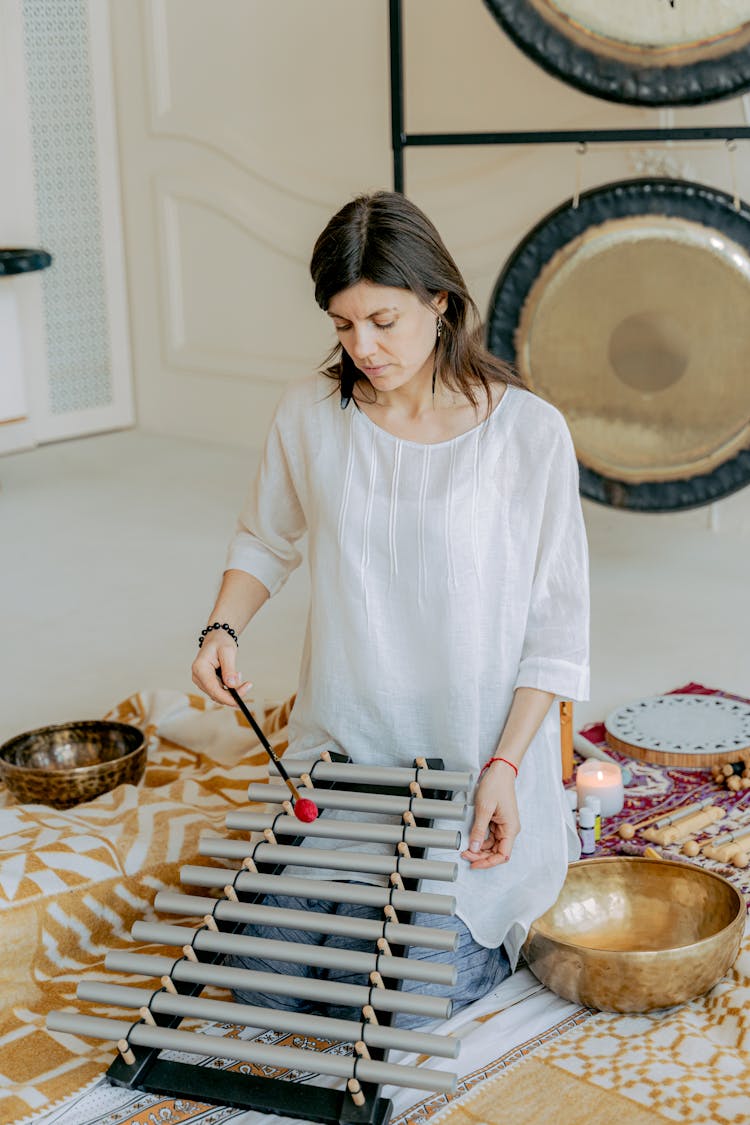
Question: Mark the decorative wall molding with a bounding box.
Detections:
[141,0,374,211]
[157,182,323,383]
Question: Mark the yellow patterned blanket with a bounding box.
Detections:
[5,693,750,1125]
[0,689,292,1125]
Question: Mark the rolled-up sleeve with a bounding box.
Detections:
[514,421,590,701]
[225,409,306,598]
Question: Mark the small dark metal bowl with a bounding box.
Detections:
[0,721,147,808]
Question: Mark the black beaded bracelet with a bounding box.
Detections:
[198,622,239,649]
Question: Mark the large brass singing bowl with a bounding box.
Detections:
[0,721,147,808]
[523,857,745,1012]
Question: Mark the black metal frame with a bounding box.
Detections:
[104,755,453,1125]
[388,0,750,194]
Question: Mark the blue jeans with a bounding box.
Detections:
[227,892,511,1029]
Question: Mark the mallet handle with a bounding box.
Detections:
[216,670,301,802]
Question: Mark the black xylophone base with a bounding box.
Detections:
[104,754,453,1125]
[108,1056,392,1125]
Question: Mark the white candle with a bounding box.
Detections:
[575,759,624,817]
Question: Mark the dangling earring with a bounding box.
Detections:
[432,316,442,399]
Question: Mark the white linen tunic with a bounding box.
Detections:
[227,374,589,967]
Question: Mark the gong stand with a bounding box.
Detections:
[388,0,750,193]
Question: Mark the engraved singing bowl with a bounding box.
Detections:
[523,857,744,1012]
[0,721,147,808]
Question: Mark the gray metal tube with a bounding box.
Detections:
[290,761,473,791]
[104,951,452,1019]
[76,981,458,1059]
[46,1012,456,1094]
[154,892,457,952]
[130,922,456,986]
[198,839,458,882]
[180,866,457,916]
[225,811,459,851]
[79,981,155,1008]
[247,783,466,821]
[47,1011,133,1041]
[105,951,176,977]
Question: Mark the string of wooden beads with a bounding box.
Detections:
[710,755,750,792]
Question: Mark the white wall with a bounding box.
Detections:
[109,0,750,536]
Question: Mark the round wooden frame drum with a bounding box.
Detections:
[605,694,750,767]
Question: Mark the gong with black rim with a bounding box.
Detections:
[484,0,750,106]
[486,178,750,511]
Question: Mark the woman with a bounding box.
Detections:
[192,191,589,1024]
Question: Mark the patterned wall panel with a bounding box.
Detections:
[22,0,112,414]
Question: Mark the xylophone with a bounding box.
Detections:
[47,754,473,1125]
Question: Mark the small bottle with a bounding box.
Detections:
[579,807,596,855]
[565,788,578,813]
[583,796,602,842]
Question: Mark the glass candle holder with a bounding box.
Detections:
[575,758,624,817]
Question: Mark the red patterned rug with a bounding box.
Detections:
[575,682,750,901]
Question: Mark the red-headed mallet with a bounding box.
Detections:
[216,669,318,823]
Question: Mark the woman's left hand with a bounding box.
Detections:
[460,760,521,869]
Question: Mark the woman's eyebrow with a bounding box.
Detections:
[328,306,399,320]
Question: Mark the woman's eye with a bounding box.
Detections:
[375,321,394,330]
[333,324,350,332]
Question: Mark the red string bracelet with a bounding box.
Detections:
[480,756,519,778]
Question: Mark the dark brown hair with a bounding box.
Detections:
[309,191,523,409]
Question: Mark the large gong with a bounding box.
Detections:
[483,0,750,105]
[486,179,750,511]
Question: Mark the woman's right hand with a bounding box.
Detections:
[191,634,253,707]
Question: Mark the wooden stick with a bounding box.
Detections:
[702,829,750,863]
[618,796,715,839]
[560,701,574,781]
[644,805,724,845]
[698,819,750,850]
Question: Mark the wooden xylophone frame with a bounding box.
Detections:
[102,754,459,1125]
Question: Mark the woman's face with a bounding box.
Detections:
[327,281,446,396]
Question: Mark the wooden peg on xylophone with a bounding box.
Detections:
[348,1078,365,1107]
[117,1038,135,1065]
